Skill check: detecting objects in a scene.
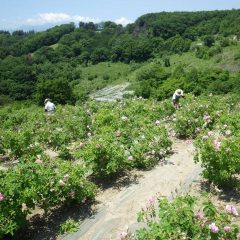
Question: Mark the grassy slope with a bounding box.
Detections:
[170,44,240,73]
[64,42,240,99]
[80,62,131,83]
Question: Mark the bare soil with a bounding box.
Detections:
[62,139,201,240]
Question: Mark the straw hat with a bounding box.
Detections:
[44,98,50,104]
[175,89,183,96]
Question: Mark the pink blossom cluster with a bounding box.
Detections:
[63,174,70,180]
[195,127,201,133]
[0,192,4,201]
[148,196,155,206]
[224,226,231,232]
[209,222,219,233]
[203,114,211,123]
[195,211,204,220]
[68,190,75,198]
[226,205,239,216]
[208,131,214,136]
[128,156,133,161]
[213,139,221,152]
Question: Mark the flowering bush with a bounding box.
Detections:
[0,160,96,237]
[134,196,239,240]
[173,95,233,138]
[75,133,129,177]
[74,100,172,176]
[195,112,240,186]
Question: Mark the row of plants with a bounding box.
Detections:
[0,160,96,238]
[172,94,240,187]
[119,195,239,239]
[117,93,240,240]
[0,98,175,237]
[2,93,240,238]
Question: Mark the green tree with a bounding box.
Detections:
[35,78,76,105]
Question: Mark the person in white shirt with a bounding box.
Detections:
[172,89,185,109]
[44,98,56,115]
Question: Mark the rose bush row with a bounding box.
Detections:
[173,94,240,138]
[132,196,239,240]
[194,112,240,187]
[0,160,96,238]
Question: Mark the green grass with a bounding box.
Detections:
[49,43,59,50]
[170,44,240,73]
[80,62,131,83]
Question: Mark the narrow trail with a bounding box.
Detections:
[64,138,201,240]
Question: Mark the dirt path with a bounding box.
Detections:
[63,139,201,240]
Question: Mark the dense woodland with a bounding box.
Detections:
[1,9,240,104]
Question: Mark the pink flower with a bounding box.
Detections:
[0,192,4,201]
[209,223,219,233]
[226,205,239,216]
[148,196,155,206]
[224,226,231,232]
[213,139,221,152]
[203,114,211,123]
[63,174,69,180]
[231,207,239,216]
[128,156,133,161]
[195,211,204,220]
[195,127,201,133]
[208,131,214,136]
[225,130,231,135]
[117,231,128,240]
[68,191,75,198]
[155,120,160,125]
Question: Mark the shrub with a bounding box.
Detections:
[59,218,79,234]
[194,112,240,186]
[0,160,96,237]
[134,196,239,240]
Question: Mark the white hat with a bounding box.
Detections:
[44,98,50,104]
[175,89,183,96]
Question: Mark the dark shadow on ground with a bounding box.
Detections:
[90,170,140,191]
[4,201,97,240]
[199,180,240,203]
